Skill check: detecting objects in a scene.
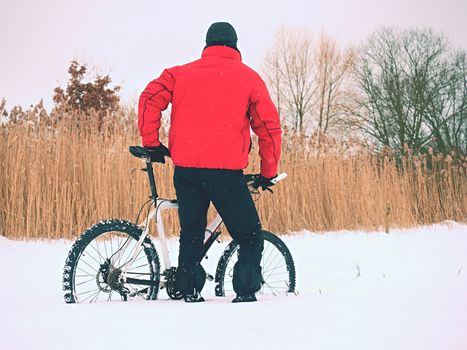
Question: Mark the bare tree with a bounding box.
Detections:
[263,27,317,133]
[353,28,466,155]
[314,34,355,137]
[263,28,355,139]
[423,51,466,155]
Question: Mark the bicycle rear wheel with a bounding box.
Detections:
[214,231,296,297]
[63,219,160,303]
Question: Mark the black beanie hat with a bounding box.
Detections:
[205,22,238,51]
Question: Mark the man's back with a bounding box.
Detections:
[139,45,280,178]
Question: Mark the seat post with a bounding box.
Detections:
[145,160,158,200]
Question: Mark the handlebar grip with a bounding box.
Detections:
[271,173,287,185]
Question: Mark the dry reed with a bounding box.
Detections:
[0,111,465,240]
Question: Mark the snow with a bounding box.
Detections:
[0,222,466,350]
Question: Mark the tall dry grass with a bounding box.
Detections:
[0,111,465,240]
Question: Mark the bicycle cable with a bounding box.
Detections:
[111,199,155,270]
[135,198,154,224]
[248,185,262,202]
[105,198,154,266]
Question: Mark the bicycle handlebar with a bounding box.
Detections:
[129,146,287,198]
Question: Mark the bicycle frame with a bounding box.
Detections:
[114,151,286,289]
[114,198,223,281]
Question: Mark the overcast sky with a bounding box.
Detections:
[1,0,466,110]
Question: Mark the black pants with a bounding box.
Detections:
[173,167,263,280]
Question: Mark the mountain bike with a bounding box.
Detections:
[62,146,296,303]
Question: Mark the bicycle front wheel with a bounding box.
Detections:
[62,219,160,303]
[214,231,296,297]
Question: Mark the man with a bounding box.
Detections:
[138,22,281,303]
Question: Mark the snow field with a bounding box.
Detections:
[0,222,466,350]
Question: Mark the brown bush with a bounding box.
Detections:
[52,60,121,130]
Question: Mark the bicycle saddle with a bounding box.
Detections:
[129,146,150,159]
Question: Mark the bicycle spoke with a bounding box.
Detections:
[92,239,105,263]
[119,249,147,270]
[262,242,273,263]
[82,249,102,266]
[117,235,130,266]
[117,237,133,267]
[90,290,102,303]
[133,253,149,264]
[262,270,288,279]
[261,243,275,268]
[263,263,287,277]
[263,249,281,272]
[262,279,290,285]
[95,239,104,263]
[127,264,150,271]
[262,282,282,295]
[77,288,100,297]
[79,255,100,271]
[80,290,100,303]
[75,266,95,276]
[264,244,280,264]
[262,285,287,294]
[264,257,285,280]
[76,266,95,277]
[75,277,96,286]
[103,238,109,259]
[263,242,274,263]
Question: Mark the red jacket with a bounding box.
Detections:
[138,46,281,178]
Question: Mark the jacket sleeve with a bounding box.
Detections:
[248,77,282,178]
[138,69,175,147]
